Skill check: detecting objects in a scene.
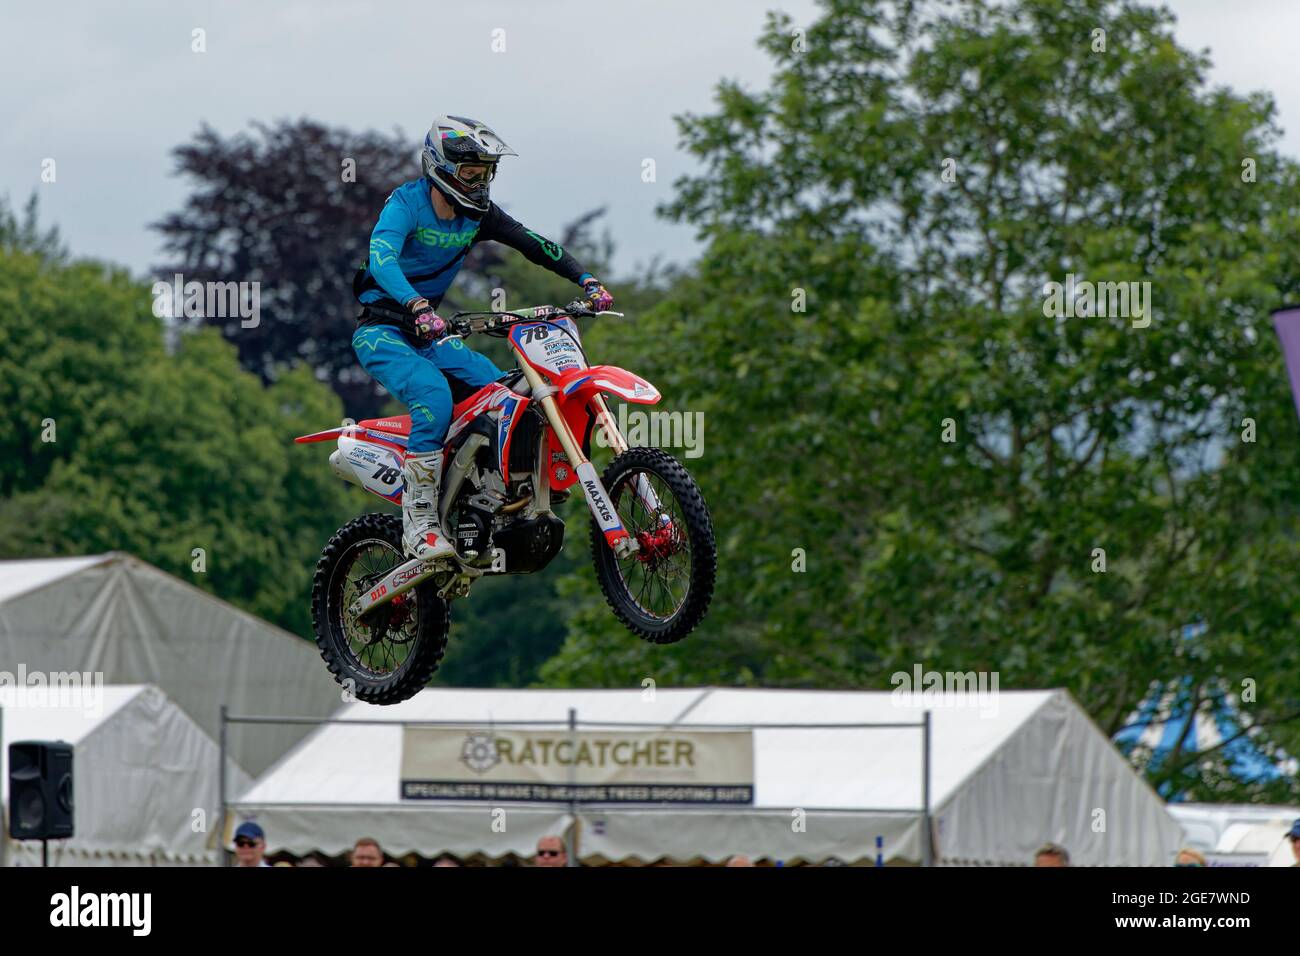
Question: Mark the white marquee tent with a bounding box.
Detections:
[1168,803,1300,866]
[233,686,1186,865]
[0,553,343,776]
[1,684,250,866]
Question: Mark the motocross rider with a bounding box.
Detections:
[352,115,614,561]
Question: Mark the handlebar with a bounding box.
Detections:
[445,300,624,338]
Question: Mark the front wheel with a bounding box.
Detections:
[311,513,450,705]
[590,447,716,644]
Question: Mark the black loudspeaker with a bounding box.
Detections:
[7,741,74,840]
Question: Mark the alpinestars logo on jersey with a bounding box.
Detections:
[523,229,563,261]
[415,226,478,249]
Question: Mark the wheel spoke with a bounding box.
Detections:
[607,467,695,621]
[332,538,419,679]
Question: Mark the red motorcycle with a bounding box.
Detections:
[296,301,716,703]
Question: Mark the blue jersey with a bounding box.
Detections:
[355,179,589,312]
[359,179,480,306]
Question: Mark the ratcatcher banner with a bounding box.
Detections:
[400,727,754,804]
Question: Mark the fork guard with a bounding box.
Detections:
[554,365,661,405]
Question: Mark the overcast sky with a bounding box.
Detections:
[3,0,1299,281]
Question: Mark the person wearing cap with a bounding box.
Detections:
[1288,819,1300,866]
[233,821,271,868]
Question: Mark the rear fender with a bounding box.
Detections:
[295,425,405,503]
[294,427,348,444]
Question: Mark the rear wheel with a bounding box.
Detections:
[590,447,716,644]
[311,513,450,705]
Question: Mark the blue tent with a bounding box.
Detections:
[1113,626,1295,796]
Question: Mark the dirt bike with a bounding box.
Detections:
[296,301,716,704]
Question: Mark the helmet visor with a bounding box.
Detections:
[454,162,497,188]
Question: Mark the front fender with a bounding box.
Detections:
[556,364,661,405]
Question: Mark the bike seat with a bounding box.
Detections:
[358,382,506,438]
[358,415,410,435]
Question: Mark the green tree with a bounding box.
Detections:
[0,243,356,638]
[541,0,1300,801]
[1,193,66,262]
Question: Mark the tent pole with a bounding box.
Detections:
[922,710,933,867]
[219,704,228,868]
[0,705,5,869]
[567,707,578,867]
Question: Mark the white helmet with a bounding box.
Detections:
[421,115,517,215]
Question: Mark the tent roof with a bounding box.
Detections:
[0,552,344,776]
[0,555,109,605]
[1168,802,1300,857]
[0,683,139,751]
[241,686,1052,811]
[236,686,1184,865]
[1,684,251,865]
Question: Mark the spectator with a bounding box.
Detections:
[351,837,385,867]
[1174,848,1207,867]
[1288,819,1300,867]
[725,855,754,867]
[1033,842,1069,867]
[433,854,460,867]
[298,854,326,868]
[534,835,568,868]
[232,821,270,868]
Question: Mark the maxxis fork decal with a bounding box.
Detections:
[575,461,626,545]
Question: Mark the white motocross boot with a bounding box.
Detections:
[401,450,457,562]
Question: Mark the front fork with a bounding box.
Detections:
[522,364,640,558]
[588,393,669,519]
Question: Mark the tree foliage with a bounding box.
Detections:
[541,0,1300,801]
[0,242,356,638]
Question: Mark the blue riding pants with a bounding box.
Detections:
[352,325,504,452]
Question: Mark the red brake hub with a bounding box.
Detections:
[636,524,679,562]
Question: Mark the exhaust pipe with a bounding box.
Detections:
[329,449,363,488]
[439,433,488,531]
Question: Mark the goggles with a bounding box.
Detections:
[454,161,497,188]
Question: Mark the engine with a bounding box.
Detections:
[491,513,566,574]
[454,502,494,559]
[445,406,566,574]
